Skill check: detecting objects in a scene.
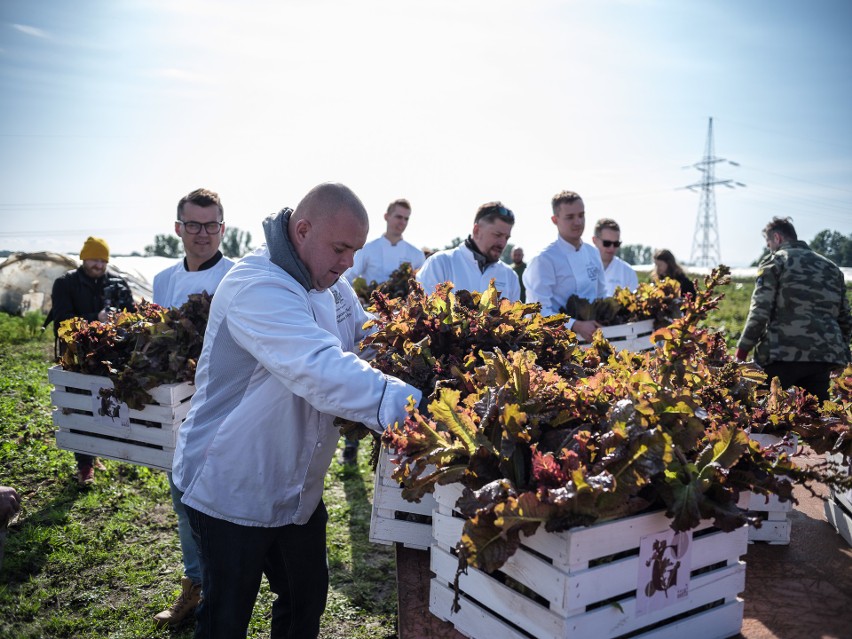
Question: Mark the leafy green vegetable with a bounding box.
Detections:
[374,267,852,584]
[561,278,684,327]
[57,293,211,409]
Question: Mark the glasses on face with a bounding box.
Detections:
[601,240,622,248]
[476,205,515,224]
[180,221,222,235]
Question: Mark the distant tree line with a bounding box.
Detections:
[618,244,653,266]
[144,227,253,259]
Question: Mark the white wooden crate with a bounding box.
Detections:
[580,319,655,353]
[430,483,746,639]
[49,366,194,472]
[825,451,852,547]
[368,446,437,550]
[737,433,798,545]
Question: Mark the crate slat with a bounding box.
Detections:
[51,388,191,424]
[430,579,530,639]
[578,319,655,352]
[53,411,178,448]
[369,447,437,549]
[55,430,173,473]
[48,366,194,406]
[825,494,852,548]
[431,577,743,639]
[738,433,798,544]
[373,480,434,516]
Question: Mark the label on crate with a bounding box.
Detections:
[635,528,693,616]
[90,381,130,429]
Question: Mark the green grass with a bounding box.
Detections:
[702,276,756,348]
[0,316,397,638]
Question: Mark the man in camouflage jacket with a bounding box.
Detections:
[735,217,851,401]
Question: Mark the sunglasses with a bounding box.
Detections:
[600,240,622,248]
[475,205,515,224]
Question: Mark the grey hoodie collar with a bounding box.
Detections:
[262,208,313,291]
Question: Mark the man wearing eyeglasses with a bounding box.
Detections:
[523,191,606,341]
[416,201,521,301]
[152,188,235,310]
[151,188,235,629]
[592,218,638,297]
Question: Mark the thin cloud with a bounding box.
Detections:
[11,23,50,39]
[149,67,211,84]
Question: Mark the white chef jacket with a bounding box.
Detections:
[173,248,420,527]
[416,243,521,301]
[603,256,639,297]
[523,237,606,324]
[344,236,425,284]
[152,254,235,308]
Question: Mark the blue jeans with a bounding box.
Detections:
[168,473,202,584]
[185,501,329,639]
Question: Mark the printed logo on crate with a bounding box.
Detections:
[90,380,130,429]
[636,528,693,616]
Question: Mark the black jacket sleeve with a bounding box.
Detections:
[50,273,92,336]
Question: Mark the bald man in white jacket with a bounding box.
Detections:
[172,183,420,639]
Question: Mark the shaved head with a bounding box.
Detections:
[291,182,368,228]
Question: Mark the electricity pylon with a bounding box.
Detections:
[683,117,745,266]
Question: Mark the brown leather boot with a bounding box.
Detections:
[153,576,202,627]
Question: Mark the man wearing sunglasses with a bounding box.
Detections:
[416,201,521,301]
[524,190,606,341]
[592,218,638,297]
[151,188,235,628]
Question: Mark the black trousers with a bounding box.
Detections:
[762,361,835,403]
[186,501,329,639]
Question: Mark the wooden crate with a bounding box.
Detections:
[580,319,655,353]
[737,433,798,545]
[430,483,746,639]
[49,366,194,472]
[369,446,437,550]
[825,451,852,547]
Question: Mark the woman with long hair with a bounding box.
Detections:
[652,249,696,297]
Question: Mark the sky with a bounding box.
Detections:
[1,0,850,268]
